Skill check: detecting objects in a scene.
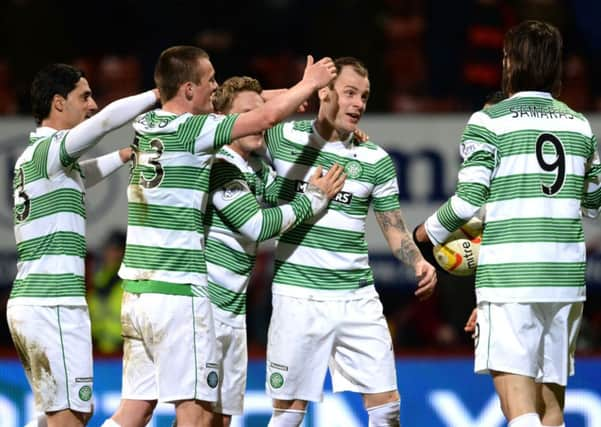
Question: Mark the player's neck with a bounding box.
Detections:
[162,97,199,115]
[41,116,71,131]
[228,143,250,161]
[314,117,351,142]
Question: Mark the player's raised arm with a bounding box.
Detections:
[62,89,159,160]
[228,56,336,142]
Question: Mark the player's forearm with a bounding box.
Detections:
[64,90,157,158]
[582,150,601,217]
[238,185,326,242]
[80,150,127,189]
[242,194,313,242]
[424,195,480,245]
[260,80,317,126]
[260,88,287,101]
[375,209,422,267]
[582,183,601,218]
[230,81,317,141]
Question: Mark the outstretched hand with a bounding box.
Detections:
[302,55,337,90]
[309,164,346,199]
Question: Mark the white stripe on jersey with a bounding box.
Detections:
[16,214,85,244]
[479,241,585,265]
[125,225,203,250]
[485,198,582,221]
[274,241,369,271]
[16,255,84,279]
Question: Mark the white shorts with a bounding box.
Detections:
[212,319,247,415]
[475,301,583,386]
[6,305,93,413]
[120,291,219,403]
[266,287,397,401]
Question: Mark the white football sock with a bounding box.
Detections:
[267,408,306,427]
[508,413,542,427]
[368,400,401,426]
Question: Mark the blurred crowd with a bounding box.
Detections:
[1,0,601,114]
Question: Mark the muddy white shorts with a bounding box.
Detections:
[474,301,583,386]
[6,304,93,413]
[120,291,219,402]
[266,286,397,402]
[212,319,247,415]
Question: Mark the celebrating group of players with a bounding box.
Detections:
[9,19,601,427]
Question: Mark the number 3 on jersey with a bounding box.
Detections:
[535,133,565,196]
[131,136,165,189]
[14,168,30,222]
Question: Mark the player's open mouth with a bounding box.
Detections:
[347,112,361,122]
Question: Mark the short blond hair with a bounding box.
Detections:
[212,76,263,113]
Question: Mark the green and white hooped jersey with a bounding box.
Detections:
[425,91,601,303]
[205,146,317,326]
[11,127,87,306]
[265,120,401,298]
[119,110,237,296]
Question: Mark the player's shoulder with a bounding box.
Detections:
[267,119,313,148]
[210,157,244,187]
[291,119,313,133]
[357,139,383,151]
[133,110,210,134]
[354,139,392,162]
[550,97,587,119]
[21,128,59,160]
[213,151,242,172]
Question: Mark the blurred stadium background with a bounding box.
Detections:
[1,1,601,426]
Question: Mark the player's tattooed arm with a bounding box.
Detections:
[374,209,420,266]
[376,209,437,300]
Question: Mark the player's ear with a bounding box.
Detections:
[53,94,65,112]
[184,82,194,101]
[318,87,330,103]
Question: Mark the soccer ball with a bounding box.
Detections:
[432,217,482,276]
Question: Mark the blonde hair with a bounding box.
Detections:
[212,76,263,113]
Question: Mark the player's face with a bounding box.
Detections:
[62,77,97,128]
[327,66,369,134]
[229,90,265,156]
[192,58,218,114]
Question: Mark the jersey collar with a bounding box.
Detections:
[29,126,58,144]
[510,91,553,100]
[219,145,249,169]
[311,120,355,148]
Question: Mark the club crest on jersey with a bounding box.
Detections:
[222,180,246,201]
[344,160,363,179]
